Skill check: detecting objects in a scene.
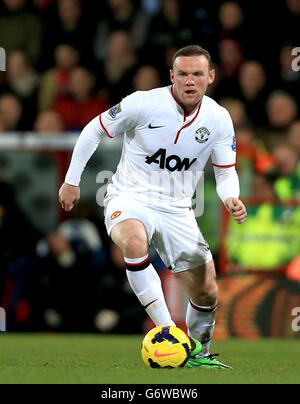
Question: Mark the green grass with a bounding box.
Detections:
[0,333,299,384]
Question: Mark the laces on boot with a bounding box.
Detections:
[206,353,219,360]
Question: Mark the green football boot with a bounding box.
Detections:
[188,337,203,357]
[187,352,233,369]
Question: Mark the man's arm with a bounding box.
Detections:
[211,108,247,224]
[59,116,103,211]
[58,91,143,212]
[213,166,247,224]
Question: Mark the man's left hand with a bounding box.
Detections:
[224,197,247,224]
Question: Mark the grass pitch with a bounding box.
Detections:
[0,333,299,384]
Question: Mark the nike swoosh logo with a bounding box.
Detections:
[154,349,179,358]
[143,299,158,310]
[148,124,164,129]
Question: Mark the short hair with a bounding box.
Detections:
[172,45,213,70]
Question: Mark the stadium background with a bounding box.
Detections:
[0,0,299,339]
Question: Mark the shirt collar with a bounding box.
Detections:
[169,85,201,122]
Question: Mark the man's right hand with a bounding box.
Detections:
[58,182,80,212]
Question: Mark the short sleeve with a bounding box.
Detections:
[99,91,142,138]
[211,109,236,168]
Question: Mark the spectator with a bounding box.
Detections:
[48,216,107,271]
[0,0,43,67]
[38,43,80,112]
[219,97,249,128]
[0,94,23,131]
[41,0,96,68]
[236,60,269,128]
[266,91,298,129]
[33,109,63,134]
[261,90,298,149]
[101,30,139,103]
[93,0,150,64]
[5,50,39,99]
[131,65,161,92]
[53,66,110,131]
[0,49,39,130]
[217,1,247,47]
[218,39,244,79]
[250,173,276,200]
[146,0,193,64]
[265,142,300,201]
[271,143,299,177]
[30,201,112,332]
[213,39,244,99]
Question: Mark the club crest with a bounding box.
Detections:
[111,211,121,220]
[195,127,210,143]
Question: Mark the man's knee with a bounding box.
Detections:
[110,219,148,258]
[193,282,218,307]
[122,234,148,257]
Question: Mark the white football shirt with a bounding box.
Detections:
[65,85,238,210]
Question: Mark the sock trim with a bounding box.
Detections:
[125,255,150,271]
[189,299,217,313]
[124,254,149,264]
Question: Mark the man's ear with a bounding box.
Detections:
[208,68,215,85]
[170,69,174,84]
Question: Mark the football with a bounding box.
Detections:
[141,325,192,368]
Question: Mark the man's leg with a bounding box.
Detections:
[175,261,232,368]
[174,260,218,356]
[110,219,175,326]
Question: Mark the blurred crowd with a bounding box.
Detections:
[0,0,299,198]
[0,0,300,332]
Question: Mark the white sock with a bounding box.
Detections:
[125,255,175,327]
[186,299,217,356]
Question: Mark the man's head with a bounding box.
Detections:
[69,67,95,101]
[0,94,22,130]
[271,143,298,176]
[3,0,26,11]
[266,90,297,129]
[170,45,215,113]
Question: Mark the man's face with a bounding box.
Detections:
[170,55,215,110]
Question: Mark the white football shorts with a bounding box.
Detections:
[104,195,213,273]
